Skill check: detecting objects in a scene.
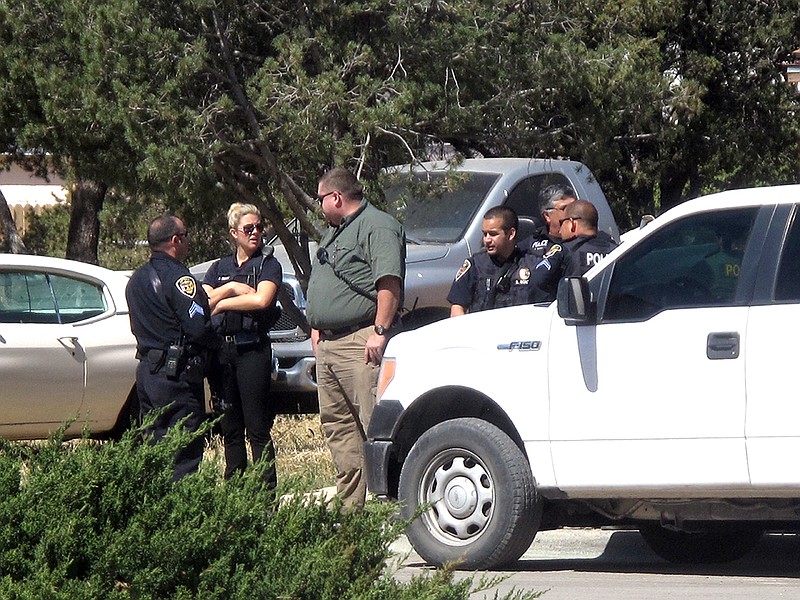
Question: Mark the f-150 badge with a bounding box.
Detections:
[497,341,541,351]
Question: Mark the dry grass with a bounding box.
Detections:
[204,414,337,489]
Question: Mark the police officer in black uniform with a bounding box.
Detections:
[518,183,577,261]
[448,206,535,315]
[126,215,217,480]
[202,203,282,485]
[559,199,618,276]
[524,199,618,304]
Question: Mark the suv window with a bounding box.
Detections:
[603,208,758,321]
[775,206,800,302]
[0,271,106,324]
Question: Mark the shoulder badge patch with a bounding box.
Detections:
[454,259,471,281]
[176,276,196,298]
[543,244,562,259]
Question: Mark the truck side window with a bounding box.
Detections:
[775,207,800,302]
[506,173,571,242]
[603,208,758,321]
[505,173,571,220]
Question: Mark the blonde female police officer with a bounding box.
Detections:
[203,203,282,485]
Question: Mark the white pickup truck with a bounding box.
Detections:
[365,184,800,569]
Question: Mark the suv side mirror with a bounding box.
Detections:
[557,277,594,324]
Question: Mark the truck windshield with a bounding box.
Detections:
[382,172,500,243]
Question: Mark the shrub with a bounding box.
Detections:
[0,424,541,599]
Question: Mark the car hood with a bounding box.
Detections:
[405,243,450,264]
[386,302,553,356]
[381,303,554,404]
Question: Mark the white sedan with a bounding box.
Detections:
[0,254,138,439]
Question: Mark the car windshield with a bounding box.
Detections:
[381,171,500,243]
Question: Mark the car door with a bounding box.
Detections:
[0,270,89,434]
[745,204,800,487]
[548,207,761,492]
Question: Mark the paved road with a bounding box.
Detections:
[388,529,800,599]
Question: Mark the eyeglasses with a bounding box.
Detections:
[316,190,336,205]
[237,222,264,236]
[559,216,583,226]
[174,230,189,240]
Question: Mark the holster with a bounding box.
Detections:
[146,349,166,375]
[183,354,206,385]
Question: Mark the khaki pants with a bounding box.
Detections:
[316,326,378,510]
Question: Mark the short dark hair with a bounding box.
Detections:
[564,199,599,229]
[483,205,518,232]
[538,184,577,215]
[319,167,364,201]
[147,215,182,248]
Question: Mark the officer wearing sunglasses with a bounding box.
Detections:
[202,203,282,486]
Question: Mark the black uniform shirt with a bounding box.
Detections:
[126,251,213,352]
[203,248,282,336]
[447,248,534,313]
[517,225,561,262]
[526,243,566,303]
[562,232,618,276]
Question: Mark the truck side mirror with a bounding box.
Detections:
[557,277,594,324]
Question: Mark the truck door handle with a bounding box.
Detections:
[707,332,739,360]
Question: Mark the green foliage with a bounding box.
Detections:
[0,426,539,599]
[20,193,229,269]
[22,203,72,258]
[3,0,800,253]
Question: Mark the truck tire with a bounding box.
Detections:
[639,523,762,564]
[398,418,542,569]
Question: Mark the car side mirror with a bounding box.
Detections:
[557,277,594,324]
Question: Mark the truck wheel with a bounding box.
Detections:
[398,418,542,569]
[639,523,762,564]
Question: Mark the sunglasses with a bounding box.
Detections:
[559,216,583,226]
[237,222,264,236]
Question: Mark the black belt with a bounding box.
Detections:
[319,319,373,339]
[222,332,265,346]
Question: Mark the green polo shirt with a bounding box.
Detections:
[307,200,405,330]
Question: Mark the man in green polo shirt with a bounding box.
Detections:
[307,167,405,510]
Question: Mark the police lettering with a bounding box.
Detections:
[585,252,607,267]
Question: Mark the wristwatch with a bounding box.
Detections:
[374,324,386,335]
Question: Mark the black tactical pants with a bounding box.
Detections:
[135,360,206,481]
[220,342,277,486]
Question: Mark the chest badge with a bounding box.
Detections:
[176,276,196,298]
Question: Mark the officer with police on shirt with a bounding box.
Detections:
[448,206,535,315]
[519,184,577,261]
[126,215,218,480]
[525,199,618,303]
[558,199,618,276]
